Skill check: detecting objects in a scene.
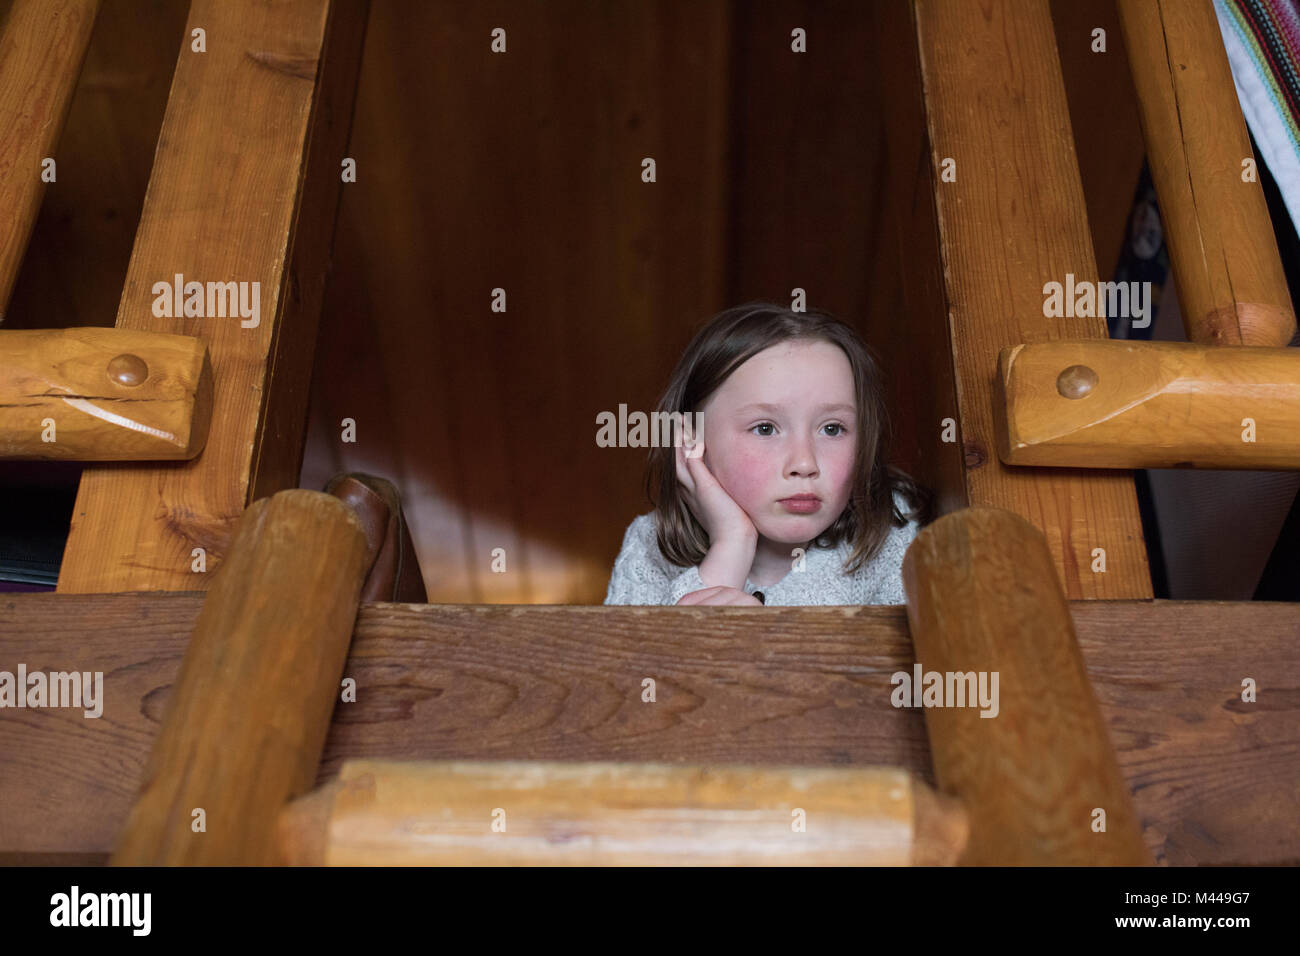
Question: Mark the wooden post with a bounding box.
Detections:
[276,759,970,866]
[110,490,369,866]
[1117,0,1296,347]
[0,0,100,318]
[57,0,368,593]
[912,0,1152,599]
[902,507,1152,865]
[0,328,211,460]
[995,339,1300,468]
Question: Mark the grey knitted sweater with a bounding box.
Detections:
[603,492,921,606]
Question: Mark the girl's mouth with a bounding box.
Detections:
[778,497,821,514]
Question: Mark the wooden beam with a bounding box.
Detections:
[996,339,1300,469]
[1,597,1294,864]
[0,328,211,460]
[912,0,1152,599]
[1117,0,1296,347]
[56,0,367,594]
[277,760,969,866]
[0,0,100,318]
[110,490,368,865]
[904,508,1150,864]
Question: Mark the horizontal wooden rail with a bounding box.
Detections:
[277,760,969,866]
[0,328,212,460]
[1117,0,1296,347]
[1,596,1295,865]
[0,0,100,318]
[994,339,1300,469]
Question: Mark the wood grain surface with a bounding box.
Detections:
[914,0,1153,599]
[0,0,99,316]
[997,339,1300,469]
[0,327,211,460]
[904,507,1150,864]
[57,0,366,593]
[1,594,1294,864]
[109,490,369,865]
[276,759,969,866]
[1118,0,1297,347]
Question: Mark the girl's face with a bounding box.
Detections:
[698,339,859,545]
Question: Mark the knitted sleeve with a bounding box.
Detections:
[604,513,707,605]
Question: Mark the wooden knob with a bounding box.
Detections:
[1056,364,1097,399]
[107,353,149,387]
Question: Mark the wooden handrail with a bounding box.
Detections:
[903,507,1152,864]
[1118,0,1297,347]
[277,760,970,866]
[0,0,100,318]
[0,328,211,460]
[110,490,369,866]
[994,339,1300,469]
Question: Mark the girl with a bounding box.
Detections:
[604,302,933,606]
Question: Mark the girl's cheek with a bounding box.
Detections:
[714,448,769,504]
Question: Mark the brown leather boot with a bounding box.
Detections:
[323,472,428,603]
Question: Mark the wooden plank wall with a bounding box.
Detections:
[300,0,935,603]
[299,0,734,604]
[2,595,1295,865]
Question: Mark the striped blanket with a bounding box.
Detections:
[1216,0,1300,236]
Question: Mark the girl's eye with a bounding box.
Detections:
[751,422,849,437]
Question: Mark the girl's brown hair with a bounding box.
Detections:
[645,302,933,572]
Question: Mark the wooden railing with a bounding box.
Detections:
[995,0,1300,471]
[0,0,1296,867]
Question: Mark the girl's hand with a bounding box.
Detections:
[676,586,763,606]
[674,437,757,546]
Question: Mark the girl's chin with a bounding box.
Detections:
[755,515,831,542]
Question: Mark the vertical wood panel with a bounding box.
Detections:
[58,0,367,593]
[914,0,1152,599]
[300,0,731,603]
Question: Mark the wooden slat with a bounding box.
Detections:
[996,339,1300,469]
[1050,0,1147,282]
[869,0,968,518]
[1117,0,1296,347]
[277,760,969,866]
[0,0,100,317]
[905,508,1149,864]
[56,0,367,593]
[0,597,1294,864]
[111,490,369,865]
[0,327,211,460]
[913,0,1152,599]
